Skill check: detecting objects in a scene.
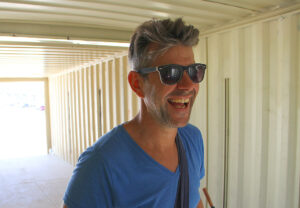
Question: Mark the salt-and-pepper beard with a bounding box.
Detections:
[147,89,197,128]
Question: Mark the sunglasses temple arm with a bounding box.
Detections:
[139,67,157,74]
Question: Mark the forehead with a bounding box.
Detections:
[152,45,195,67]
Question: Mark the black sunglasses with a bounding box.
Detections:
[138,63,207,85]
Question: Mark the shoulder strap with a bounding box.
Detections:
[174,133,189,208]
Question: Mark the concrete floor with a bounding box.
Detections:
[0,155,74,208]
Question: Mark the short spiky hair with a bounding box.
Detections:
[128,18,199,72]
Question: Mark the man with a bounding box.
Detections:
[63,18,206,208]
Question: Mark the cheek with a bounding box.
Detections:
[143,82,159,105]
[143,74,178,103]
[146,85,173,106]
[147,75,171,98]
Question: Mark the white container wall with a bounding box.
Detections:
[191,12,300,208]
[49,55,139,165]
[48,11,299,208]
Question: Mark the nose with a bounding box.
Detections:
[177,71,197,90]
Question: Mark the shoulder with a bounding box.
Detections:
[178,123,204,157]
[63,126,127,207]
[76,124,140,175]
[180,123,201,133]
[93,125,124,152]
[85,125,125,157]
[178,124,205,179]
[73,125,126,174]
[178,124,204,165]
[178,123,203,144]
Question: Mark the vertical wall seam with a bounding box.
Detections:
[205,36,209,201]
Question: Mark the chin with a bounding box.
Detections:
[176,122,189,128]
[167,119,189,128]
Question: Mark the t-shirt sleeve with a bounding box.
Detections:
[63,148,113,208]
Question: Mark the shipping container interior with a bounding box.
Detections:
[0,1,299,208]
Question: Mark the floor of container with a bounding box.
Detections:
[0,155,74,208]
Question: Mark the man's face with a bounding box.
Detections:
[142,45,199,128]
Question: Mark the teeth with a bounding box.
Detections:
[169,98,189,104]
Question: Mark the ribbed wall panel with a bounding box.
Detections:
[48,11,299,207]
[190,12,300,208]
[49,55,139,165]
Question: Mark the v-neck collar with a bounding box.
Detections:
[119,124,180,176]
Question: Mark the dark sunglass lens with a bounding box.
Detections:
[188,65,205,83]
[159,66,181,85]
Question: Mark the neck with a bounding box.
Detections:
[124,110,178,151]
[123,102,180,173]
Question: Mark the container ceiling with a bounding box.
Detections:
[0,0,299,77]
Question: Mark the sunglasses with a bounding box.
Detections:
[138,63,206,85]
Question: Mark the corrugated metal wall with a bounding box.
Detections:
[49,55,139,165]
[191,12,299,208]
[48,11,299,208]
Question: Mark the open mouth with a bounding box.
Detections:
[167,98,190,109]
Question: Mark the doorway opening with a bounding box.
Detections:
[0,81,47,159]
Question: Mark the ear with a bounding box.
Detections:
[128,71,145,98]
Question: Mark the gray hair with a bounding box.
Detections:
[128,18,199,72]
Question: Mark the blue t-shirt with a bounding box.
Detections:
[64,123,205,208]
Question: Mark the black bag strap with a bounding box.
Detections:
[174,133,189,208]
